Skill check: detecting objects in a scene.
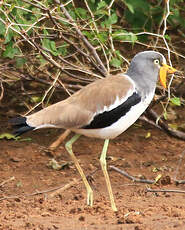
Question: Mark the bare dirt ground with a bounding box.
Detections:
[0,114,185,229]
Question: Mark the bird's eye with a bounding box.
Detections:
[154,59,160,65]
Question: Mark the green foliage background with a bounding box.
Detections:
[0,0,184,112]
[0,0,184,68]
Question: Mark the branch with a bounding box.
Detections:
[146,188,185,194]
[110,166,154,184]
[145,109,185,140]
[53,0,108,77]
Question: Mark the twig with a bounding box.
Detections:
[54,0,108,77]
[146,188,185,194]
[22,0,46,10]
[110,166,154,184]
[24,70,61,115]
[174,180,185,185]
[146,109,185,140]
[0,81,4,101]
[0,176,15,187]
[0,168,99,201]
[49,129,71,150]
[118,40,185,60]
[0,181,76,201]
[48,178,78,198]
[46,7,101,73]
[139,115,163,130]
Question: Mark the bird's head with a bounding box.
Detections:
[127,51,177,89]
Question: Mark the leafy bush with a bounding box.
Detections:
[0,0,184,69]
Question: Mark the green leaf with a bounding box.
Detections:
[16,58,26,68]
[50,41,58,56]
[164,34,171,41]
[97,1,107,10]
[163,111,168,120]
[0,133,19,140]
[4,29,14,44]
[3,42,20,59]
[68,9,76,20]
[0,21,5,36]
[31,96,42,103]
[109,13,118,25]
[82,31,94,39]
[124,2,134,13]
[101,13,118,28]
[75,8,87,19]
[38,55,47,65]
[124,0,151,32]
[97,32,108,43]
[57,46,68,56]
[113,30,137,43]
[170,97,181,106]
[19,137,32,142]
[110,58,122,68]
[124,0,150,12]
[42,39,58,56]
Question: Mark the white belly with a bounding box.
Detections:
[72,93,154,139]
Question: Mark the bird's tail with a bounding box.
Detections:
[9,116,35,136]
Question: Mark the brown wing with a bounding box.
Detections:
[26,74,134,129]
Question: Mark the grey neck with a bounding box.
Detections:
[126,65,158,99]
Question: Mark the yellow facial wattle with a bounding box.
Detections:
[159,64,177,89]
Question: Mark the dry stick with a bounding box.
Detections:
[139,115,163,131]
[49,129,71,150]
[54,0,108,77]
[83,0,110,72]
[58,33,105,78]
[145,109,185,140]
[22,0,46,10]
[0,180,77,201]
[0,81,4,101]
[36,34,100,84]
[0,176,15,187]
[49,168,99,198]
[4,2,103,83]
[0,168,99,201]
[146,188,185,194]
[155,0,177,118]
[48,178,78,198]
[119,40,185,60]
[144,109,185,185]
[110,166,154,184]
[174,180,185,185]
[23,70,61,115]
[110,165,185,186]
[47,9,102,77]
[18,71,74,94]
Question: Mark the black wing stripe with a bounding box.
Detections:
[82,92,141,129]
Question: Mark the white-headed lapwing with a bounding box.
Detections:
[10,51,177,211]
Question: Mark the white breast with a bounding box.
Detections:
[72,92,154,139]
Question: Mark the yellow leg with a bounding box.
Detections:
[100,139,117,211]
[65,134,93,206]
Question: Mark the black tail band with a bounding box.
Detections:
[9,116,35,136]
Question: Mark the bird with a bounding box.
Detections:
[9,51,177,211]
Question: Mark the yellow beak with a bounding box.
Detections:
[159,63,177,89]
